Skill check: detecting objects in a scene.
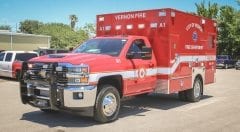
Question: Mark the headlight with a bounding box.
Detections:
[58,63,89,85]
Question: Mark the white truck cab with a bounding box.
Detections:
[0,51,38,78]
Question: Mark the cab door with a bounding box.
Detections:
[1,52,14,77]
[125,39,156,95]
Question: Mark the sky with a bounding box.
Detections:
[0,0,239,31]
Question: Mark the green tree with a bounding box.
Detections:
[82,23,96,38]
[19,20,43,34]
[195,0,218,19]
[69,14,78,30]
[0,25,11,30]
[35,23,88,48]
[195,1,240,58]
[218,6,240,57]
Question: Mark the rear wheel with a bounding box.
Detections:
[185,77,203,102]
[94,85,120,123]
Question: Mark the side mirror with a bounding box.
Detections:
[126,52,134,59]
[141,46,152,60]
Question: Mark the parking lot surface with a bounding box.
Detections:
[0,69,240,132]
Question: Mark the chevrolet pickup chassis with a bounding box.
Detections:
[20,8,217,123]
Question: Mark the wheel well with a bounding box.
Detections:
[195,74,203,95]
[14,69,20,77]
[97,75,123,97]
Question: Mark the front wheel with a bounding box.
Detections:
[185,77,203,102]
[94,85,120,123]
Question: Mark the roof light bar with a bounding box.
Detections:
[201,19,206,25]
[159,11,166,17]
[105,26,111,31]
[150,23,158,28]
[171,12,175,17]
[138,24,145,29]
[115,25,121,30]
[214,23,217,27]
[99,17,104,22]
[126,24,133,30]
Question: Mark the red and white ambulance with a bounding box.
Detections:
[20,8,217,123]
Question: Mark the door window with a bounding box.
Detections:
[5,53,13,62]
[0,53,5,61]
[127,39,146,59]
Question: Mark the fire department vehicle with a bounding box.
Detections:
[20,8,217,123]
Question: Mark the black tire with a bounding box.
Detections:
[40,109,58,113]
[178,91,187,101]
[185,77,203,102]
[94,85,120,123]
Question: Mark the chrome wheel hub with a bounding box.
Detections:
[194,80,201,98]
[102,93,117,117]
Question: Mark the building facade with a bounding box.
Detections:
[0,31,51,51]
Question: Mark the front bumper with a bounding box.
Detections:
[216,63,224,68]
[64,86,97,108]
[19,62,97,117]
[20,81,97,116]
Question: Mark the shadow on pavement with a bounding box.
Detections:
[0,76,17,82]
[20,94,212,128]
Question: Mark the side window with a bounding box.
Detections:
[5,53,13,62]
[15,53,38,61]
[0,53,5,61]
[127,39,146,59]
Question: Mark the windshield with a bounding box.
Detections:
[15,53,38,61]
[73,38,127,56]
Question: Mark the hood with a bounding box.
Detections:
[29,53,116,65]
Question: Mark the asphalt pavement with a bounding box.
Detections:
[0,69,240,132]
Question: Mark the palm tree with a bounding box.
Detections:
[69,14,78,30]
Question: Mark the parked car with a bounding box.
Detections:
[216,55,236,69]
[0,51,38,79]
[236,60,240,70]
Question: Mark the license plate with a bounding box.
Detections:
[36,99,48,107]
